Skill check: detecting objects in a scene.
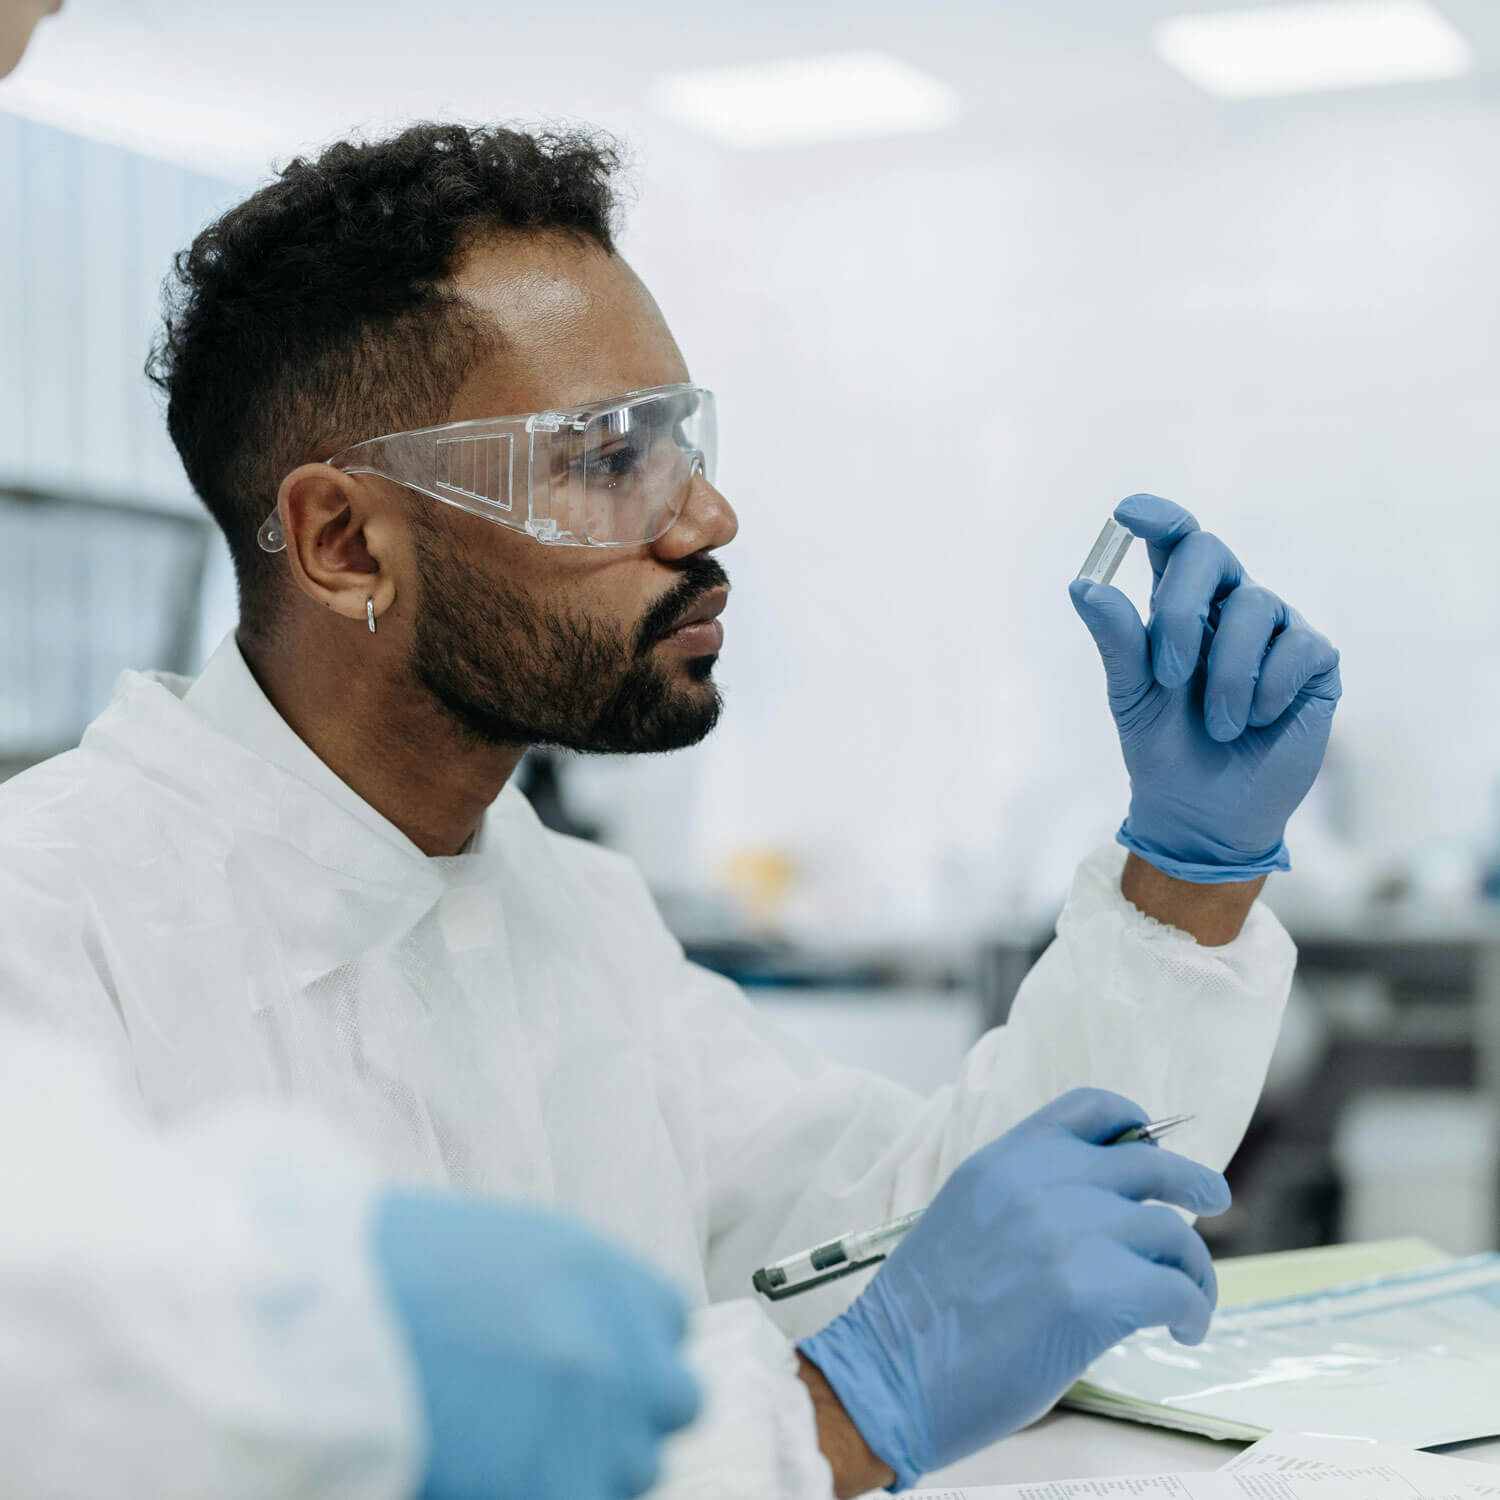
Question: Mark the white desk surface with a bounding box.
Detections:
[921,1411,1500,1489]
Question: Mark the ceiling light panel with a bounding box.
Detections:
[1154,1,1475,100]
[649,51,959,149]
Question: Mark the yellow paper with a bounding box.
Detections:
[1216,1237,1451,1309]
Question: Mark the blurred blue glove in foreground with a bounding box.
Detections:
[1069,493,1342,884]
[375,1192,701,1500]
[797,1089,1229,1490]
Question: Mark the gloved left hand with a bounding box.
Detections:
[797,1089,1229,1490]
[1069,493,1341,884]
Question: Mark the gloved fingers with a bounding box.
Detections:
[1091,1142,1232,1217]
[596,1253,692,1348]
[1248,615,1342,727]
[1118,1253,1217,1346]
[1027,1086,1150,1145]
[1068,579,1154,712]
[1203,584,1288,742]
[1113,493,1202,588]
[1115,1202,1219,1307]
[648,1359,703,1434]
[584,1259,701,1435]
[1146,530,1245,689]
[612,1425,666,1500]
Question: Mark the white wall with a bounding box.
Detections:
[600,93,1500,928]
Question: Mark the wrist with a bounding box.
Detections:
[796,1351,899,1498]
[1117,816,1289,886]
[1121,852,1265,946]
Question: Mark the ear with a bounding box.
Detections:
[276,464,401,628]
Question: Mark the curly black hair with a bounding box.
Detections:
[147,122,624,642]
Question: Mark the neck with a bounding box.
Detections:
[239,626,526,857]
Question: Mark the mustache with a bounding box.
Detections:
[635,555,731,656]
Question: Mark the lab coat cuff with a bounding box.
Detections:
[653,1301,837,1500]
[1070,841,1294,966]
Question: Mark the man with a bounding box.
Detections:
[0,11,700,1499]
[0,122,1339,1493]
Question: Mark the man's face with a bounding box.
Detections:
[0,0,62,79]
[402,233,740,755]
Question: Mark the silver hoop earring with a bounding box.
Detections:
[366,598,377,635]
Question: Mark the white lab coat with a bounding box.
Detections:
[0,1021,420,1500]
[0,636,1297,1498]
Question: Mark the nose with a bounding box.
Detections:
[651,471,738,560]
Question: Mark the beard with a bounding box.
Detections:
[408,522,727,754]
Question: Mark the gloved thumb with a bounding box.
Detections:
[1069,578,1153,710]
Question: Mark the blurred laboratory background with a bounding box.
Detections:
[5,0,1500,1260]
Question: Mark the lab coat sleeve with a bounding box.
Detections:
[0,856,423,1500]
[680,842,1295,1338]
[650,1301,834,1500]
[637,845,1293,1497]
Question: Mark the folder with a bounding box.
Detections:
[1062,1238,1458,1441]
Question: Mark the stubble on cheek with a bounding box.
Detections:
[408,517,725,752]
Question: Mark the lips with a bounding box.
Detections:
[654,584,729,657]
[668,586,730,635]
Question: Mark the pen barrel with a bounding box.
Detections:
[841,1210,924,1263]
[753,1251,891,1301]
[755,1239,853,1293]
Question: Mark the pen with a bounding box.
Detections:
[751,1113,1196,1302]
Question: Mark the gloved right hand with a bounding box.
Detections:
[797,1089,1230,1490]
[374,1191,701,1500]
[1069,494,1341,885]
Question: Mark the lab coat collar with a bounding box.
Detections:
[183,634,432,860]
[78,634,525,987]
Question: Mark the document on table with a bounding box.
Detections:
[1072,1254,1500,1447]
[1222,1433,1500,1499]
[905,1429,1500,1500]
[904,1466,1472,1500]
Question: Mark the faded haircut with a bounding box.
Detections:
[147,122,623,643]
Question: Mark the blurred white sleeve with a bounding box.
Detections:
[0,1024,422,1500]
[650,1300,832,1500]
[962,841,1297,1176]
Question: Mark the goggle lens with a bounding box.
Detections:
[573,387,716,545]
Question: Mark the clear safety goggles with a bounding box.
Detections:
[257,382,717,552]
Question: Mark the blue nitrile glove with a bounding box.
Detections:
[1069,493,1342,884]
[374,1192,701,1500]
[797,1089,1229,1490]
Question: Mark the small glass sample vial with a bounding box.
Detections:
[1076,518,1134,587]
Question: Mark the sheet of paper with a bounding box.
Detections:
[1222,1433,1500,1499]
[905,1460,1489,1500]
[905,1478,1238,1500]
[1078,1255,1500,1448]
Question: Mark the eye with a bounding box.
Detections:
[580,439,647,485]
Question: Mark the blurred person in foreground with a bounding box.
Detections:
[0,0,57,73]
[0,120,1340,1495]
[0,9,700,1499]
